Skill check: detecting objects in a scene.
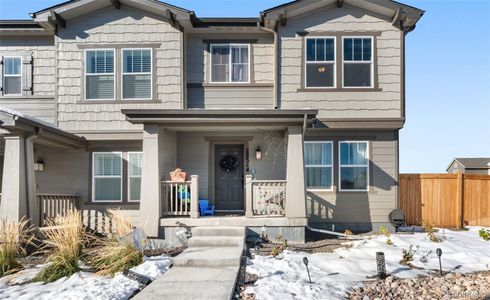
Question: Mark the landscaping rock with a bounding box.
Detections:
[349,271,490,300]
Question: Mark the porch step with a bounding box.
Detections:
[172,246,244,267]
[192,226,244,237]
[188,236,244,247]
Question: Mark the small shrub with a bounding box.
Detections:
[87,209,143,276]
[34,210,85,283]
[422,223,442,243]
[344,230,353,236]
[270,235,288,258]
[0,218,34,277]
[379,225,393,245]
[400,245,416,265]
[479,228,490,241]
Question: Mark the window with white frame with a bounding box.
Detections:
[3,57,22,95]
[85,50,115,100]
[343,37,373,87]
[122,49,152,99]
[92,152,122,202]
[339,141,369,191]
[128,152,142,202]
[210,44,249,83]
[305,37,335,88]
[304,141,333,190]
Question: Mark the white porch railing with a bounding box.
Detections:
[161,175,199,218]
[246,176,287,216]
[38,194,79,226]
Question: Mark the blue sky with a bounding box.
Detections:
[1,0,489,173]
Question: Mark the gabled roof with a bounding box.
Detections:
[261,0,424,32]
[447,158,490,171]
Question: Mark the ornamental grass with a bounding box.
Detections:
[87,209,143,276]
[34,210,86,283]
[0,218,34,277]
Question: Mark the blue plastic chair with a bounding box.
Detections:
[199,200,215,216]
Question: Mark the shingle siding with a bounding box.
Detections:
[278,5,402,118]
[56,6,182,131]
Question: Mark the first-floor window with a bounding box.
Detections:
[339,141,369,191]
[93,152,122,202]
[128,152,142,202]
[304,141,333,190]
[85,49,115,100]
[3,57,22,95]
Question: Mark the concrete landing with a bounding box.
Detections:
[134,227,245,300]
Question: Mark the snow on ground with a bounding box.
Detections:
[246,227,490,300]
[0,255,172,300]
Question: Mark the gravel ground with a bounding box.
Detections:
[349,272,490,300]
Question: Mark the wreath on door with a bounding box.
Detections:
[220,155,239,173]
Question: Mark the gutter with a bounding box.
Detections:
[257,21,279,109]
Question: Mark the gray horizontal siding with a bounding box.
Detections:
[0,98,56,124]
[0,37,56,96]
[187,86,274,109]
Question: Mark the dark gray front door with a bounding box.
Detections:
[214,144,244,211]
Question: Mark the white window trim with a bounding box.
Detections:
[3,56,23,96]
[84,49,116,101]
[209,43,251,84]
[127,151,142,202]
[338,141,370,192]
[304,37,336,89]
[304,141,334,191]
[92,152,123,202]
[341,36,374,89]
[121,48,153,101]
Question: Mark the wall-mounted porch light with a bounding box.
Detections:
[255,146,262,161]
[34,159,44,172]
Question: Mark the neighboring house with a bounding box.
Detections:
[0,0,423,242]
[447,158,490,175]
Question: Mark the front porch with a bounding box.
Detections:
[122,109,318,238]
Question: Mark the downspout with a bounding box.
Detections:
[23,128,38,225]
[257,20,279,109]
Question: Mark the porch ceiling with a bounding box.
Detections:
[122,109,318,129]
[0,107,87,150]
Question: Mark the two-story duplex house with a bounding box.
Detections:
[0,0,423,243]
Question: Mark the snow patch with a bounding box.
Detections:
[246,227,490,300]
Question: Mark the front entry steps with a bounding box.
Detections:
[134,227,245,300]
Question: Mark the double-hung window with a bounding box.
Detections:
[93,152,122,202]
[85,50,115,100]
[305,37,335,88]
[343,37,373,87]
[210,44,249,83]
[304,141,333,190]
[128,152,142,202]
[3,57,22,95]
[339,141,369,191]
[122,49,152,99]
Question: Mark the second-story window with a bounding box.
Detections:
[343,37,373,88]
[210,44,249,83]
[3,57,22,95]
[305,37,335,88]
[122,49,152,100]
[85,50,115,100]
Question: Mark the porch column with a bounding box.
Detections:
[190,175,199,218]
[0,135,39,225]
[285,126,307,219]
[139,125,165,237]
[245,175,253,217]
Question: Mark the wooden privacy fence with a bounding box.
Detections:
[399,173,490,228]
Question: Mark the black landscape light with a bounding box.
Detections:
[303,257,312,283]
[436,248,443,275]
[376,252,387,279]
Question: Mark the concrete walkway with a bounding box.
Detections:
[134,227,245,300]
